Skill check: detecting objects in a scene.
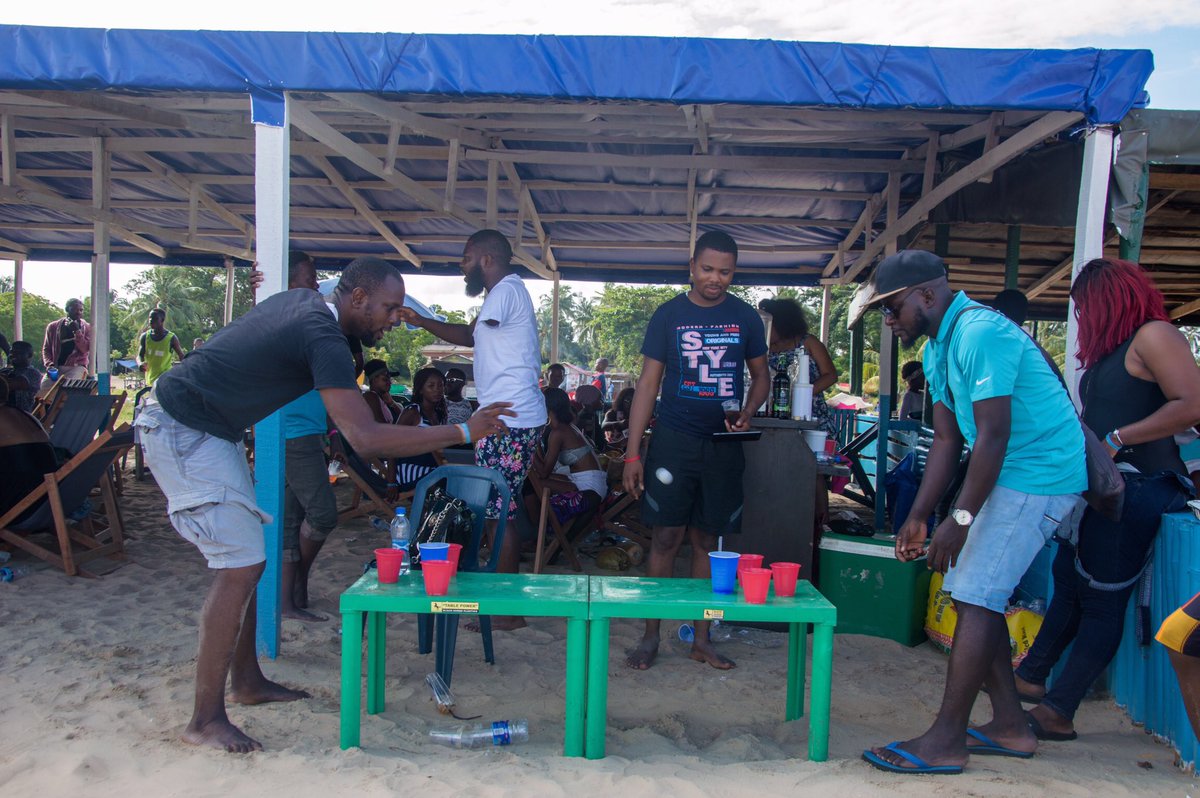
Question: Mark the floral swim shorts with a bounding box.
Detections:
[475,425,544,520]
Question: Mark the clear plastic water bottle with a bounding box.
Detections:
[0,565,29,582]
[389,507,411,576]
[429,719,529,749]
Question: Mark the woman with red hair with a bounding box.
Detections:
[1015,258,1200,741]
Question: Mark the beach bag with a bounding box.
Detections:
[411,480,475,569]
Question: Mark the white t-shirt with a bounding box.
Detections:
[473,274,546,428]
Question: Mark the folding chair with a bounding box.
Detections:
[0,426,135,576]
[47,392,126,454]
[34,376,99,425]
[528,469,586,574]
[332,432,416,524]
[408,465,510,686]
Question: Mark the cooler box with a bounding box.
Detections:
[818,531,932,646]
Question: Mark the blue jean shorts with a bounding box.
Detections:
[941,485,1080,613]
[135,396,269,569]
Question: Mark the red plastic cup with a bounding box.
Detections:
[422,560,455,596]
[375,547,405,584]
[824,439,837,455]
[446,543,463,574]
[737,553,764,585]
[770,561,802,597]
[741,567,772,604]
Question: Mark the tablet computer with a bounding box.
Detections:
[712,430,763,442]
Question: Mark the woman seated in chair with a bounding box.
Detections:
[392,367,449,490]
[527,387,607,538]
[362,358,407,424]
[602,387,636,449]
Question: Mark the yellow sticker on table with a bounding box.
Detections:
[703,609,724,620]
[431,601,480,614]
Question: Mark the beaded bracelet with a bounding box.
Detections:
[623,455,641,463]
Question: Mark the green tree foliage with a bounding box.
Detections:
[118,266,257,356]
[369,306,469,383]
[0,291,65,368]
[590,283,686,372]
[536,286,598,367]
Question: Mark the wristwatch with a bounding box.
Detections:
[950,508,975,527]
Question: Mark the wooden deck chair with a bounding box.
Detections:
[333,432,415,524]
[528,470,587,574]
[0,426,135,576]
[47,392,126,454]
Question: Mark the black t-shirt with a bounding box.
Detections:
[156,289,357,441]
[641,292,767,437]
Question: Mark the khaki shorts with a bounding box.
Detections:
[135,397,269,569]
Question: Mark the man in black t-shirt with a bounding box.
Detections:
[622,231,770,671]
[135,256,513,755]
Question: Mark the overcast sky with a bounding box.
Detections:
[3,2,1199,314]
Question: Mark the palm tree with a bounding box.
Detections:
[121,267,204,331]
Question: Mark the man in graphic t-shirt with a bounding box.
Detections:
[402,229,547,631]
[622,231,771,671]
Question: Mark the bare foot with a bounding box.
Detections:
[625,638,659,670]
[182,718,263,754]
[1014,674,1046,702]
[282,606,327,623]
[229,678,311,705]
[464,616,527,632]
[292,580,309,610]
[689,640,736,670]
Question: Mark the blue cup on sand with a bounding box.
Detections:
[419,542,450,561]
[709,551,740,594]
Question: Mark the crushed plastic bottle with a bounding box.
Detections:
[426,672,457,715]
[429,719,529,749]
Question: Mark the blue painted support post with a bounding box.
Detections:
[252,88,291,659]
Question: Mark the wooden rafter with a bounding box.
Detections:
[308,154,422,269]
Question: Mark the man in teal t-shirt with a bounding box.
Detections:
[851,250,1085,775]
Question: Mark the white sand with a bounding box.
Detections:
[0,474,1192,797]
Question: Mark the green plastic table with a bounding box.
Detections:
[339,571,590,756]
[586,576,836,761]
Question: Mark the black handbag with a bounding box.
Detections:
[410,480,476,569]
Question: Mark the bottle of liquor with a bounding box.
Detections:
[771,368,791,418]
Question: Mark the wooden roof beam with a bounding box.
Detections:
[125,151,253,238]
[308,154,423,269]
[16,90,248,138]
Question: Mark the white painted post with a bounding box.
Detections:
[1065,127,1115,404]
[550,273,561,364]
[223,257,235,325]
[91,138,111,394]
[819,284,832,343]
[252,91,291,659]
[13,258,23,340]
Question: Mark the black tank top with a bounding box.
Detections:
[1080,331,1185,475]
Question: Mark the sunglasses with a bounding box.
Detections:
[880,287,921,319]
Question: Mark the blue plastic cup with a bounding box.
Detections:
[419,542,450,561]
[47,367,59,382]
[709,551,740,594]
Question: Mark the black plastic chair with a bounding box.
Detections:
[408,465,510,686]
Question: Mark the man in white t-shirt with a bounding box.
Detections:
[401,229,546,629]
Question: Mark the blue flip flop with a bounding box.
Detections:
[862,742,964,775]
[965,728,1035,758]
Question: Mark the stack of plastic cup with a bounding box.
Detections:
[709,551,740,594]
[419,542,450,566]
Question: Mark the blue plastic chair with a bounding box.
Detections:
[409,465,510,686]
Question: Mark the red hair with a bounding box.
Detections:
[1070,258,1168,369]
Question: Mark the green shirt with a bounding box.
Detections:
[141,329,178,385]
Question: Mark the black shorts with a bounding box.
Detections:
[640,424,745,536]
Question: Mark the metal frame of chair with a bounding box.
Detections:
[528,469,587,574]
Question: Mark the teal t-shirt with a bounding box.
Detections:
[923,292,1086,496]
[283,389,328,440]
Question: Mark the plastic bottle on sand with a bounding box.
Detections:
[429,719,529,749]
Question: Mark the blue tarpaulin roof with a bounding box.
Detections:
[0,27,1151,123]
[0,26,1155,287]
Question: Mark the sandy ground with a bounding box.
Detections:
[0,471,1194,797]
